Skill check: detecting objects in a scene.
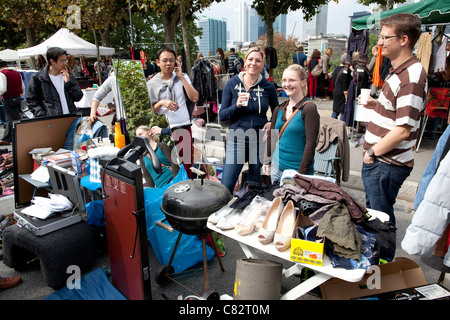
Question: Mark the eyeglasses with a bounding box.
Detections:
[281,79,299,85]
[378,35,399,42]
[159,59,175,63]
[58,59,68,64]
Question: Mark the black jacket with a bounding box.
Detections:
[190,59,216,106]
[26,65,83,118]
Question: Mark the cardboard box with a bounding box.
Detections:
[290,213,324,266]
[320,257,428,300]
[353,283,450,300]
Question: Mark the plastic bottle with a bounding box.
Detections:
[114,122,126,149]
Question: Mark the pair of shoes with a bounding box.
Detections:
[208,205,234,224]
[234,197,273,236]
[258,198,296,251]
[257,197,283,244]
[0,141,11,146]
[216,209,242,230]
[0,157,12,168]
[274,200,296,251]
[0,276,22,290]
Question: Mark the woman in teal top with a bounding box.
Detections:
[136,125,179,188]
[263,64,320,183]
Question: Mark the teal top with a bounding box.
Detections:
[272,107,314,175]
[143,146,174,188]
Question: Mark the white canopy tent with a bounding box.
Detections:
[17,28,115,59]
[0,49,20,61]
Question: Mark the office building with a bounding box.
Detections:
[308,34,347,56]
[274,14,287,38]
[197,17,227,56]
[302,4,328,41]
[233,2,248,42]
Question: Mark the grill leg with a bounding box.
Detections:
[201,237,209,292]
[166,232,183,275]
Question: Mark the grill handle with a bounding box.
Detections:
[155,220,174,232]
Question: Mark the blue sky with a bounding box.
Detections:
[200,0,374,40]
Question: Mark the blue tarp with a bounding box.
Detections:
[144,166,214,273]
[45,268,127,300]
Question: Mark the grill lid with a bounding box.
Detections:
[161,179,232,220]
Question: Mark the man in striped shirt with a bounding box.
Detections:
[361,13,427,233]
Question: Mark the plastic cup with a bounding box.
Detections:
[240,92,250,106]
[360,88,371,105]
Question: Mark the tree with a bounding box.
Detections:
[255,32,298,83]
[251,0,334,48]
[0,0,52,67]
[47,0,127,84]
[136,0,222,70]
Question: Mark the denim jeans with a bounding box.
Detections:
[270,161,283,184]
[361,160,412,227]
[331,111,344,121]
[221,132,263,194]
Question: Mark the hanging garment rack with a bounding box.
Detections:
[432,29,450,43]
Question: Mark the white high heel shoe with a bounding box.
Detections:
[208,205,234,224]
[257,197,283,244]
[273,200,295,251]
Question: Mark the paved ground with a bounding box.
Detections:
[1,100,448,301]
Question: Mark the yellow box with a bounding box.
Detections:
[290,238,324,266]
[289,213,324,266]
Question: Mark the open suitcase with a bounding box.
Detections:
[14,163,85,236]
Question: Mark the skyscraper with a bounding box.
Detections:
[302,4,328,41]
[198,18,227,56]
[273,14,287,38]
[248,8,266,42]
[233,2,248,42]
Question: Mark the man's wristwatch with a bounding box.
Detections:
[367,148,376,158]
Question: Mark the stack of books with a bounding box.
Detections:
[45,152,72,167]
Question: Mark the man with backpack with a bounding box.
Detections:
[225,48,244,75]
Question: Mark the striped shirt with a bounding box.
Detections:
[364,56,427,167]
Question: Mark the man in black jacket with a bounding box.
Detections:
[26,47,83,118]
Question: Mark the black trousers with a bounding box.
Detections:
[1,96,22,142]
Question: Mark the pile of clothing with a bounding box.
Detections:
[231,170,396,270]
[0,150,13,196]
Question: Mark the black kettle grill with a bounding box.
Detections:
[156,168,232,299]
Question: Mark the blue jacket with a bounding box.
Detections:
[64,117,108,150]
[414,125,450,210]
[219,73,278,131]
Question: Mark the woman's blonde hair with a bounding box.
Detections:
[136,125,158,142]
[244,46,265,61]
[284,64,308,96]
[136,125,150,132]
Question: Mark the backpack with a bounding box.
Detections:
[233,58,242,75]
[228,54,243,75]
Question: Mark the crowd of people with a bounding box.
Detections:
[0,12,441,290]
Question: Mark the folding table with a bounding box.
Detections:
[207,222,367,300]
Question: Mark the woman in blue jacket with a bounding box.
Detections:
[219,47,279,194]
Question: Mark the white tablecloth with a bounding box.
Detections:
[75,89,114,109]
